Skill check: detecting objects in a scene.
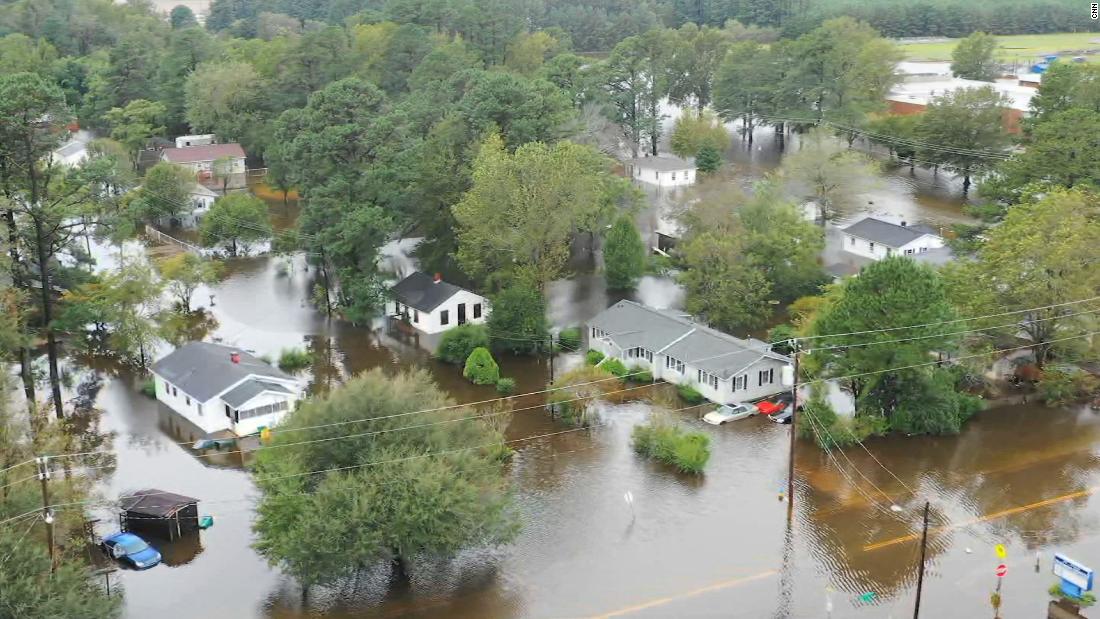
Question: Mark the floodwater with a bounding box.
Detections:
[66,143,1100,619]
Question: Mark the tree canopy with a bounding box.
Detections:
[951,32,998,81]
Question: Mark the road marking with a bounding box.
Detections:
[863,485,1100,552]
[589,569,779,618]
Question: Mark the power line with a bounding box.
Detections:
[0,514,40,568]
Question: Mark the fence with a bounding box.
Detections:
[144,225,203,255]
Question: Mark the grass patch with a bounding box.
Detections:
[899,32,1100,63]
[632,414,711,475]
[278,348,313,373]
[676,382,704,405]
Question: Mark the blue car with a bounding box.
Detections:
[102,532,162,570]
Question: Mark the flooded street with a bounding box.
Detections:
[73,151,1100,619]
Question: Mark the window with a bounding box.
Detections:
[185,395,191,406]
[671,171,677,181]
[225,404,232,418]
[654,170,659,180]
[919,247,928,253]
[665,356,684,373]
[440,310,449,326]
[886,247,893,256]
[237,400,290,421]
[413,309,419,323]
[905,249,914,255]
[869,242,875,251]
[732,375,747,391]
[172,386,177,397]
[849,236,855,246]
[758,368,775,386]
[197,404,203,416]
[473,303,482,318]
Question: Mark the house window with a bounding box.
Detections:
[758,368,775,386]
[671,171,677,181]
[172,386,177,397]
[197,404,203,416]
[886,247,893,256]
[185,396,191,406]
[237,400,290,421]
[413,309,419,323]
[440,310,449,326]
[654,170,659,180]
[473,303,482,318]
[869,242,875,251]
[665,356,684,373]
[905,249,914,255]
[733,375,747,391]
[225,404,232,418]
[849,236,855,246]
[919,247,928,253]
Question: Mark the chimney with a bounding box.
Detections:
[230,351,240,364]
[433,273,442,284]
[900,221,907,227]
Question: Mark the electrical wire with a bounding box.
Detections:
[0,514,40,567]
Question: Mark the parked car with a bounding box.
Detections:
[703,403,755,425]
[769,408,794,424]
[755,392,793,416]
[102,532,161,570]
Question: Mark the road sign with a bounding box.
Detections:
[996,564,1007,578]
[1053,553,1094,598]
[995,544,1006,559]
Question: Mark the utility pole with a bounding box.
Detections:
[913,500,931,619]
[36,456,55,572]
[786,341,801,522]
[548,333,555,383]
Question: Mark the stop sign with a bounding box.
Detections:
[996,564,1008,578]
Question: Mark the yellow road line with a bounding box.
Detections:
[590,569,779,618]
[863,485,1100,552]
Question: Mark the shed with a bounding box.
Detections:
[120,489,200,541]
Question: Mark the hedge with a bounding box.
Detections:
[463,347,501,385]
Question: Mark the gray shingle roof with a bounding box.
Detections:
[391,272,471,312]
[151,342,294,402]
[843,217,939,248]
[221,379,293,408]
[588,301,789,379]
[626,155,696,172]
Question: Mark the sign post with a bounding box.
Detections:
[1053,553,1094,599]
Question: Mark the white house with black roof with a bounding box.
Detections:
[842,216,947,261]
[150,342,303,437]
[389,272,490,334]
[587,301,791,405]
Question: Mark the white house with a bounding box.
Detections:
[150,342,302,437]
[842,217,947,261]
[588,301,791,406]
[625,155,697,187]
[160,142,247,177]
[389,272,490,335]
[51,139,87,168]
[174,134,217,148]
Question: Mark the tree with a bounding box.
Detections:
[779,128,880,223]
[457,71,574,149]
[985,109,1100,203]
[1027,63,1100,126]
[463,346,500,384]
[252,368,518,588]
[916,86,1010,194]
[603,215,646,290]
[737,182,827,302]
[669,109,729,159]
[505,30,564,75]
[199,193,272,255]
[666,23,730,111]
[454,134,629,290]
[133,162,195,221]
[944,189,1100,369]
[809,257,976,435]
[212,156,235,195]
[103,99,166,169]
[600,32,667,157]
[156,27,219,133]
[679,232,772,333]
[487,284,548,356]
[156,253,223,312]
[713,40,785,142]
[951,32,998,81]
[169,5,199,28]
[184,61,268,154]
[695,145,722,174]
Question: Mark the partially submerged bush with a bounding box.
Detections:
[676,382,704,405]
[548,365,621,427]
[632,414,710,474]
[557,327,581,352]
[626,366,653,383]
[601,357,628,378]
[437,324,490,365]
[495,377,516,394]
[585,349,605,366]
[463,347,500,385]
[278,347,312,373]
[1039,367,1099,406]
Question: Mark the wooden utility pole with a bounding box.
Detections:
[914,500,931,619]
[36,456,55,572]
[787,342,801,522]
[548,333,555,383]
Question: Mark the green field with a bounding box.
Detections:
[899,32,1100,64]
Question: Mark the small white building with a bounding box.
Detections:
[160,142,247,177]
[588,301,791,406]
[175,134,217,148]
[51,139,87,168]
[150,342,302,437]
[389,272,490,335]
[842,217,947,261]
[625,155,697,187]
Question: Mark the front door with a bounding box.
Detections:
[457,303,467,325]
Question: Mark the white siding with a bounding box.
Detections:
[844,233,945,261]
[153,372,300,436]
[633,166,697,187]
[391,289,490,335]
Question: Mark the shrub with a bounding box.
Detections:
[632,415,711,474]
[495,377,516,394]
[585,349,605,365]
[140,378,156,398]
[557,327,581,352]
[436,324,490,364]
[1050,583,1097,608]
[548,365,620,427]
[601,357,628,378]
[463,347,500,385]
[278,348,312,373]
[626,366,653,383]
[768,324,796,356]
[1039,367,1099,406]
[604,215,646,290]
[676,382,704,405]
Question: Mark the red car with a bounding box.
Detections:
[755,393,794,416]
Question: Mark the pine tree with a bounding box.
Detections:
[603,215,646,290]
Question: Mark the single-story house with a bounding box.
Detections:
[588,300,791,405]
[625,155,697,187]
[389,272,489,335]
[150,342,302,437]
[158,183,218,228]
[52,139,87,168]
[842,217,946,261]
[161,142,247,177]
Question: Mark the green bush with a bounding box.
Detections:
[557,327,581,352]
[626,366,653,383]
[436,324,490,364]
[140,378,156,398]
[495,377,516,394]
[676,382,704,405]
[601,357,628,378]
[585,349,605,365]
[632,415,711,474]
[278,348,312,373]
[1039,367,1099,406]
[1050,583,1098,608]
[768,324,797,356]
[463,347,500,385]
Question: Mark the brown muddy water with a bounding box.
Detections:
[66,142,1100,619]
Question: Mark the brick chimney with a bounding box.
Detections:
[230,351,240,364]
[433,273,442,284]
